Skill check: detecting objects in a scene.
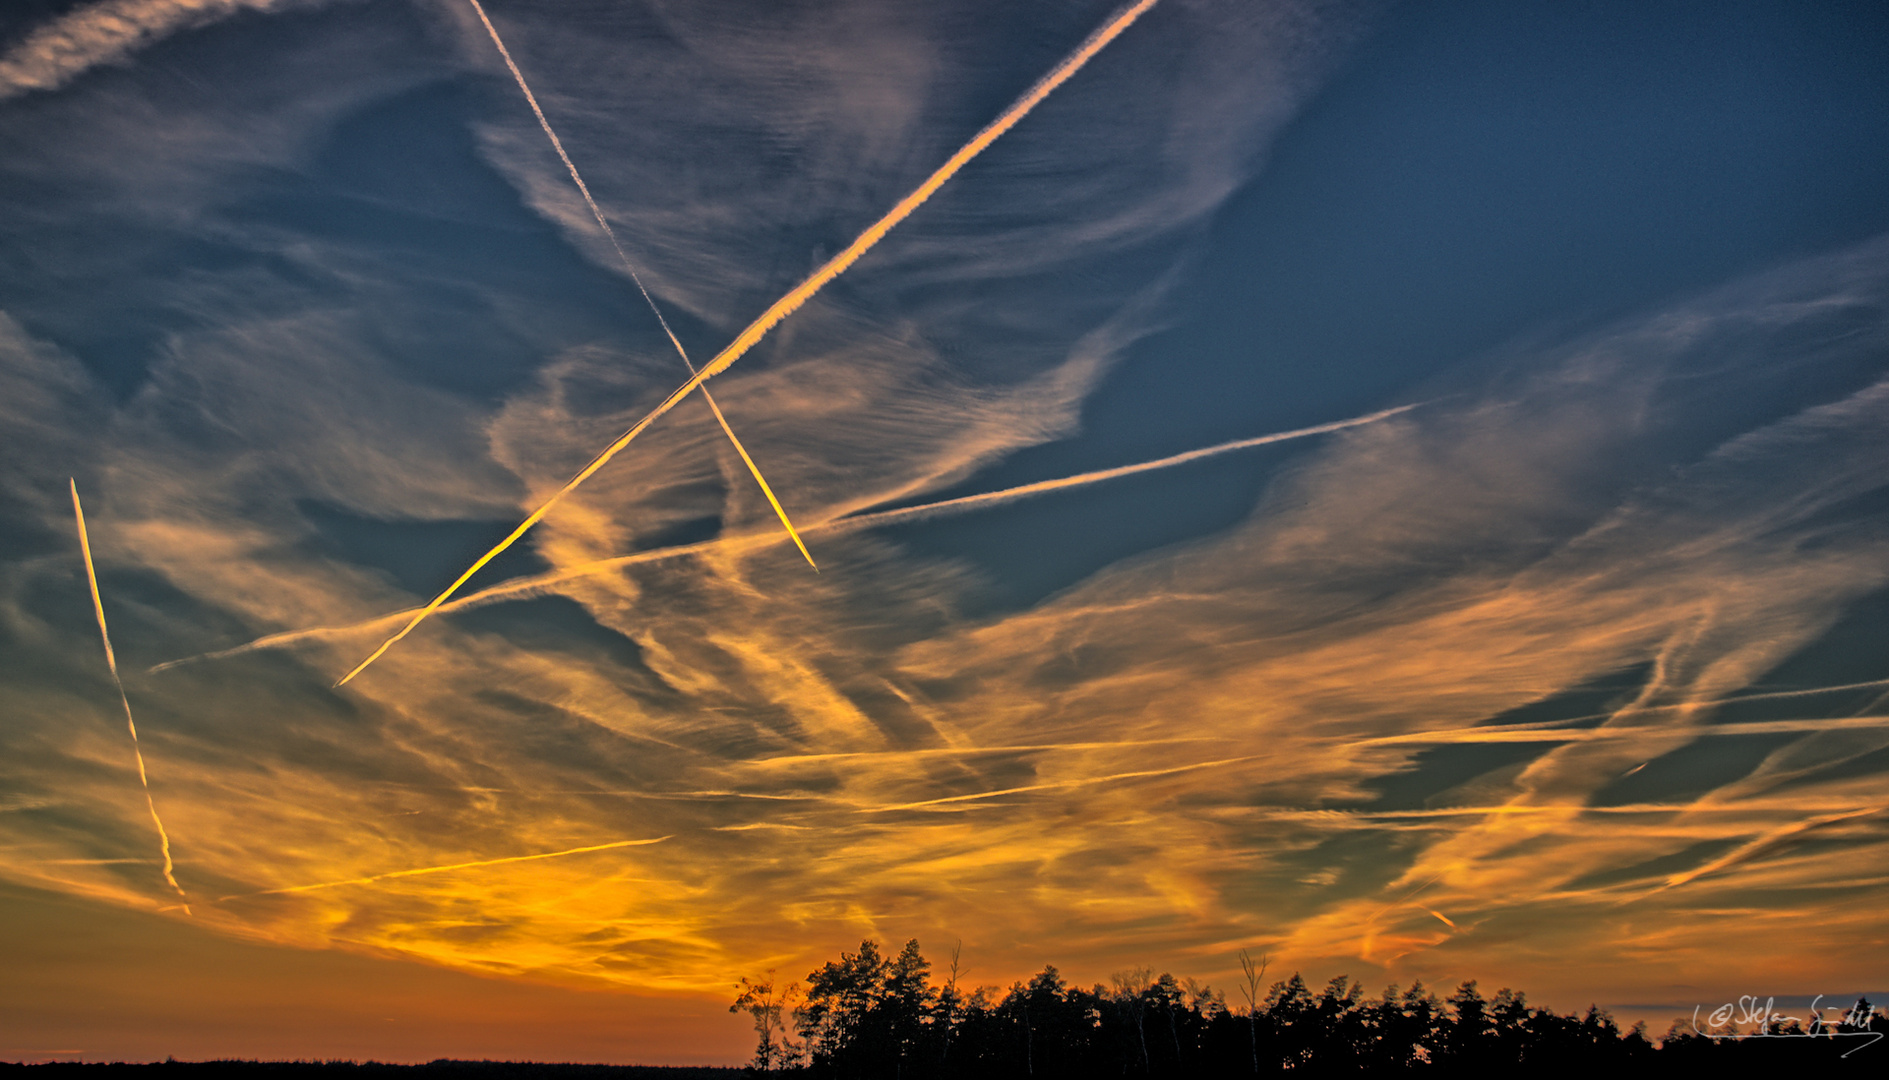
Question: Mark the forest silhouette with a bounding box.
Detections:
[731,939,1883,1076]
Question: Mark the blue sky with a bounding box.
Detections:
[2,0,1887,1063]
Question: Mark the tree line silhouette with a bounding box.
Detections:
[732,939,1883,1076]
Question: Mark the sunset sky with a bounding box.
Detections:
[4,0,1889,1065]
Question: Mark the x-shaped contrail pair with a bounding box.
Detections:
[333,0,1165,686]
[464,0,816,575]
[71,0,1165,907]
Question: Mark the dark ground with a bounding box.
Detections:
[0,1065,743,1078]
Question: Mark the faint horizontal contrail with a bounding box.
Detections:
[1244,798,1885,821]
[72,479,190,913]
[219,834,673,901]
[152,400,1408,672]
[1365,715,1889,745]
[465,0,815,572]
[1340,676,1889,744]
[332,0,1164,686]
[1650,806,1884,893]
[858,754,1262,812]
[741,737,1225,768]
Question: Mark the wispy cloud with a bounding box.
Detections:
[223,834,673,900]
[13,236,1887,995]
[5,0,1885,1024]
[149,400,1423,671]
[0,0,317,101]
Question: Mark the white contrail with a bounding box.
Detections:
[442,402,1422,602]
[465,0,816,573]
[71,479,190,913]
[834,403,1421,530]
[333,0,1164,686]
[152,400,1405,672]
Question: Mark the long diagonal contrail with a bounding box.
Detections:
[834,403,1420,529]
[153,400,1404,673]
[465,0,815,573]
[443,402,1421,605]
[71,479,190,913]
[334,0,1163,686]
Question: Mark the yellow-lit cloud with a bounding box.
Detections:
[225,834,674,901]
[3,0,1886,1034]
[0,0,301,101]
[150,401,1420,673]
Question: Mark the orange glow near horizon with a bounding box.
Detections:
[20,277,1889,1058]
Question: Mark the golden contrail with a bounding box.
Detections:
[220,834,672,901]
[153,400,1406,673]
[465,0,815,572]
[70,479,190,913]
[333,0,1163,687]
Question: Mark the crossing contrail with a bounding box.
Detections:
[153,399,1404,673]
[465,0,815,572]
[333,0,1163,687]
[71,479,190,913]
